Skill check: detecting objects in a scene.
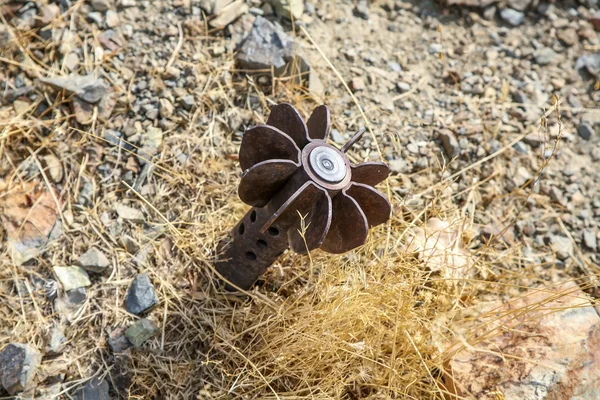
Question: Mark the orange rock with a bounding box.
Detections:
[437,282,600,399]
[0,179,61,264]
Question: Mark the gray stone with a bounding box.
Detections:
[388,62,402,72]
[199,0,233,14]
[39,75,108,104]
[87,12,103,25]
[105,10,120,28]
[54,288,87,322]
[389,159,407,174]
[578,123,594,141]
[500,8,525,26]
[45,325,67,356]
[181,95,195,110]
[438,129,460,158]
[77,247,110,273]
[507,0,531,11]
[396,81,411,93]
[125,319,159,348]
[91,0,110,11]
[557,28,578,47]
[353,0,369,20]
[0,23,9,47]
[108,334,132,353]
[575,53,600,78]
[67,288,87,305]
[115,203,144,223]
[523,133,543,148]
[38,383,62,399]
[534,48,557,65]
[271,0,304,20]
[125,273,158,315]
[583,230,597,251]
[53,266,91,291]
[236,16,295,75]
[0,344,41,395]
[548,234,572,261]
[330,129,345,144]
[512,141,528,154]
[548,186,565,205]
[145,126,164,148]
[512,166,532,187]
[482,6,496,20]
[429,43,442,54]
[73,377,110,400]
[208,0,248,29]
[159,98,174,119]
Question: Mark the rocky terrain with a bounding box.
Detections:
[1,0,599,398]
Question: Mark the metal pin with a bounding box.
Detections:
[341,127,366,153]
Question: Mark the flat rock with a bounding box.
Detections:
[507,0,531,11]
[271,0,304,19]
[105,10,120,28]
[42,154,63,183]
[159,98,174,119]
[236,16,294,75]
[200,0,234,14]
[77,247,110,273]
[583,230,597,251]
[438,283,600,400]
[209,0,249,28]
[350,77,365,92]
[500,8,525,26]
[557,28,578,47]
[39,74,108,104]
[446,0,495,6]
[0,343,42,395]
[53,266,91,291]
[125,318,159,348]
[125,273,158,315]
[73,377,110,400]
[548,234,572,261]
[108,334,132,353]
[578,123,594,141]
[534,47,557,65]
[54,288,87,322]
[575,53,600,78]
[1,179,62,266]
[438,129,460,158]
[115,203,144,223]
[45,325,67,356]
[145,126,163,148]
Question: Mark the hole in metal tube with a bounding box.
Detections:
[246,251,257,261]
[257,239,268,249]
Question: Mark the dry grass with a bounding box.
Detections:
[1,6,598,400]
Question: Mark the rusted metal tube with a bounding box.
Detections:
[214,103,392,290]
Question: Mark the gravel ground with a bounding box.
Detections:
[1,0,599,398]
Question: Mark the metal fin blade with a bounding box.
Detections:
[320,192,368,254]
[239,125,300,171]
[287,190,332,253]
[350,162,390,187]
[306,104,330,142]
[346,183,391,227]
[238,160,299,207]
[266,103,310,149]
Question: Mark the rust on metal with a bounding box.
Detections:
[215,103,392,290]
